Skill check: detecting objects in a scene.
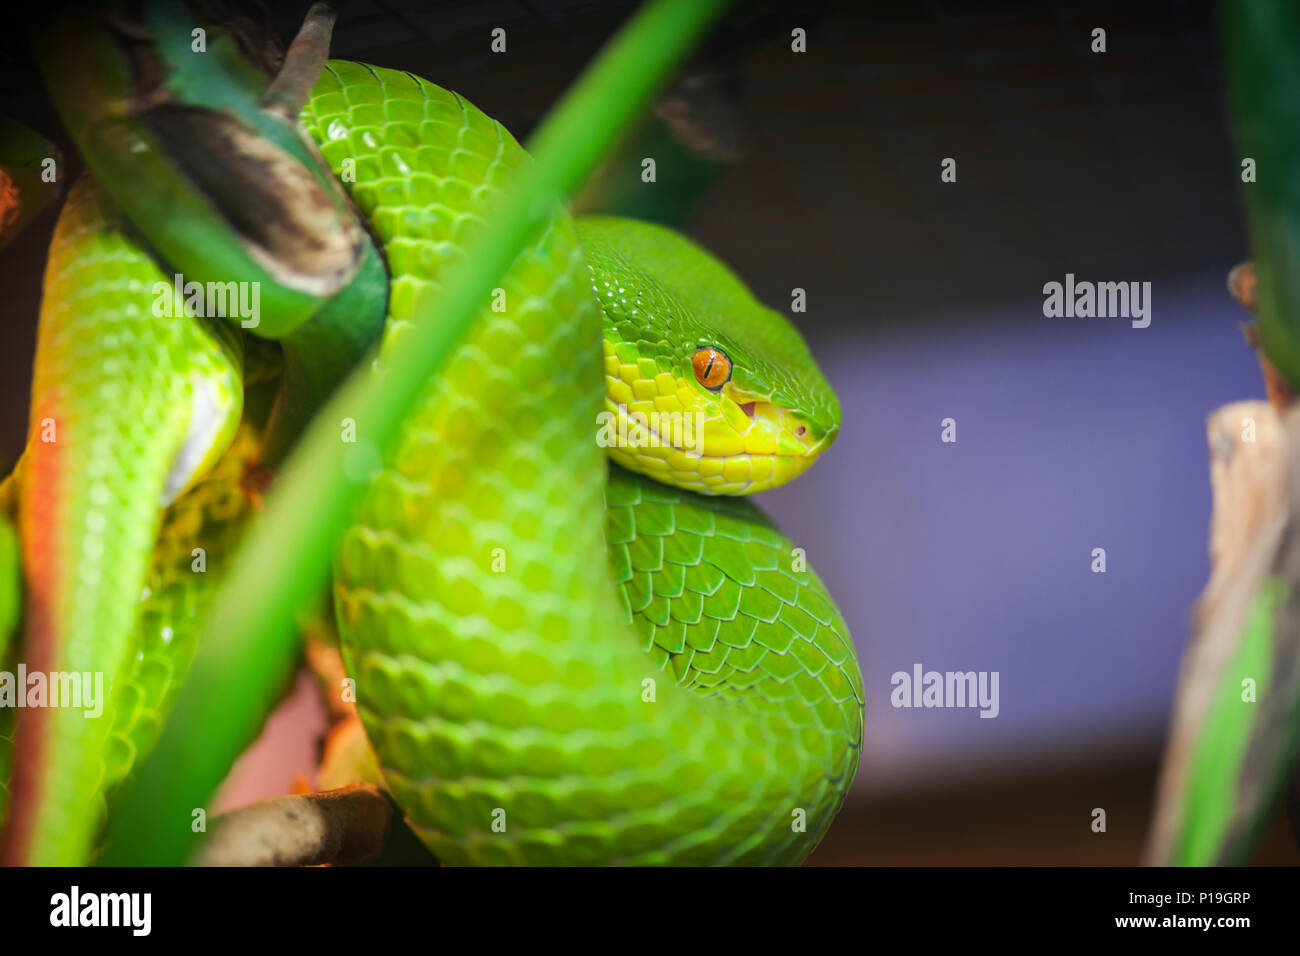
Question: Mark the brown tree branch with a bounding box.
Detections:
[196,783,391,867]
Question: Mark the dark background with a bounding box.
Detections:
[4,0,1297,864]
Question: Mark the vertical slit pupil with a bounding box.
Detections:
[694,347,729,389]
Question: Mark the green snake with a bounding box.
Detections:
[0,19,862,865]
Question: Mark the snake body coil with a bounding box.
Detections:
[2,57,862,865]
[308,63,861,865]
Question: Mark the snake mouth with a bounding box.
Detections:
[599,389,835,494]
[606,424,831,495]
[682,436,833,465]
[681,419,837,467]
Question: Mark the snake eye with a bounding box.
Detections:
[692,346,731,391]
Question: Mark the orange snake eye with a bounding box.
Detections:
[692,347,732,391]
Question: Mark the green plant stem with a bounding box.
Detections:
[98,0,729,866]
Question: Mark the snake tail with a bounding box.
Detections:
[0,178,242,865]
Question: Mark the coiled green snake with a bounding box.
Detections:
[0,11,863,866]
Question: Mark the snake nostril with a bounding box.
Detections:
[795,425,807,438]
[739,401,756,419]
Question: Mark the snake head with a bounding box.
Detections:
[579,216,841,495]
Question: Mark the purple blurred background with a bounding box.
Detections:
[763,277,1261,794]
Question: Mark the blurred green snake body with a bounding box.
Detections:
[1,58,862,864]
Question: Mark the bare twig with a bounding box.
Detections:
[262,3,337,123]
[1228,261,1258,312]
[1231,262,1294,410]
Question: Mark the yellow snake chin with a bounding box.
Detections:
[599,380,828,495]
[609,443,818,495]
